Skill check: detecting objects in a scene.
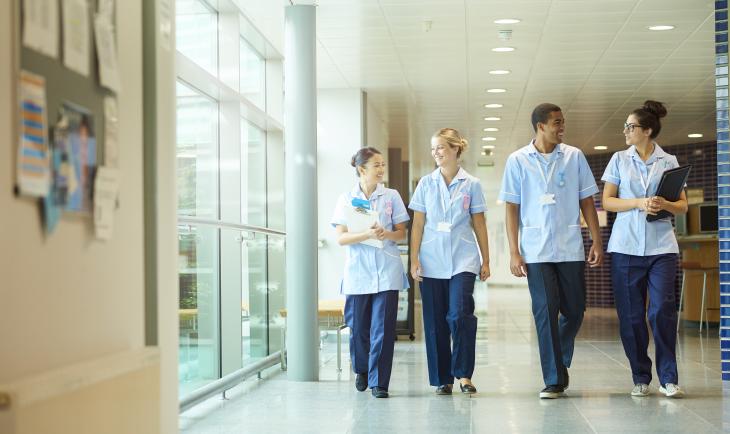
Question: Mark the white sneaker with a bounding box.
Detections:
[631,383,650,396]
[659,383,684,398]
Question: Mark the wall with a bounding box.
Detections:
[0,0,164,432]
[583,141,718,307]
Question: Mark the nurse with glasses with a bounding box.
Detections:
[601,100,688,398]
[409,128,491,395]
[331,147,410,399]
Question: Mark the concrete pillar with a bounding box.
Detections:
[284,4,319,381]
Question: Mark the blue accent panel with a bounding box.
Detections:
[722,283,730,293]
[721,246,730,258]
[720,109,730,120]
[723,372,730,381]
[719,10,729,20]
[718,54,729,65]
[719,175,730,184]
[719,143,730,152]
[722,307,730,318]
[719,32,730,43]
[720,153,730,163]
[723,361,730,372]
[719,186,730,195]
[720,197,730,206]
[720,207,730,217]
[719,100,729,110]
[721,220,730,230]
[720,250,730,259]
[719,119,730,130]
[717,21,728,32]
[719,65,730,75]
[722,295,730,305]
[717,0,728,10]
[718,88,729,98]
[718,76,729,86]
[720,240,730,250]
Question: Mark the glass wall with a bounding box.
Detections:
[175,0,285,401]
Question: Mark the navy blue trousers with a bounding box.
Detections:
[345,290,399,390]
[420,272,477,386]
[526,262,586,387]
[611,253,679,386]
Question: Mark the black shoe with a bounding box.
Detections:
[435,384,453,395]
[371,387,389,398]
[539,385,565,399]
[561,366,570,391]
[459,382,477,394]
[355,373,368,392]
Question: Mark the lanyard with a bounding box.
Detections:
[536,155,558,192]
[440,178,465,217]
[636,159,658,193]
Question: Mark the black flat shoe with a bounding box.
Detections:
[561,366,570,391]
[371,387,389,398]
[459,383,477,394]
[435,384,453,395]
[355,373,368,392]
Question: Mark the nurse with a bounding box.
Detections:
[601,100,687,398]
[331,147,410,399]
[409,128,491,395]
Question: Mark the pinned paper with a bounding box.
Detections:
[93,166,120,240]
[62,0,90,76]
[94,14,121,92]
[17,71,51,197]
[103,96,119,167]
[22,0,59,58]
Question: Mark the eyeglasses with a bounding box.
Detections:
[623,122,643,132]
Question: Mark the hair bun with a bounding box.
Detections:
[643,100,667,119]
[350,155,357,167]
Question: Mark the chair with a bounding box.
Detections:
[677,261,719,333]
[279,300,347,371]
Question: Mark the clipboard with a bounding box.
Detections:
[344,206,383,248]
[646,164,691,222]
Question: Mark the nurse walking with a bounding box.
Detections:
[331,147,410,399]
[601,100,687,398]
[409,128,491,395]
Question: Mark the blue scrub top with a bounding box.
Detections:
[408,167,487,279]
[498,141,599,264]
[601,144,680,256]
[331,183,410,295]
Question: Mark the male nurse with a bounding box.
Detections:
[499,103,603,399]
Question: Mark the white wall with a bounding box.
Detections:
[317,89,364,301]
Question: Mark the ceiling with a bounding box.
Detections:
[297,0,717,170]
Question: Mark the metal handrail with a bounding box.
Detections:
[177,216,286,237]
[179,351,284,412]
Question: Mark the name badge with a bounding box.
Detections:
[539,193,556,205]
[437,222,452,232]
[462,194,470,210]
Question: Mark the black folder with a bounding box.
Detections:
[646,164,691,222]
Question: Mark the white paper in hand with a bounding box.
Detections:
[344,206,383,249]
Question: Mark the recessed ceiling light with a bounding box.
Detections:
[482,145,496,150]
[482,137,497,141]
[483,127,499,132]
[648,25,675,31]
[484,116,501,121]
[489,70,511,75]
[688,133,703,138]
[594,145,608,150]
[492,47,515,52]
[484,103,503,108]
[494,19,520,24]
[487,88,507,93]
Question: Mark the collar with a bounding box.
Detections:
[351,182,386,200]
[526,140,564,156]
[430,167,468,186]
[628,143,666,164]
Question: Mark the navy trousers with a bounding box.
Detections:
[526,262,586,387]
[345,290,399,390]
[611,253,679,386]
[420,272,477,386]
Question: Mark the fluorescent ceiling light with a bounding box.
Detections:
[492,47,515,52]
[489,70,511,75]
[487,88,506,93]
[482,145,496,150]
[648,25,675,31]
[484,117,501,121]
[483,127,499,132]
[593,145,608,150]
[482,137,497,141]
[494,19,520,24]
[484,103,503,108]
[688,133,703,138]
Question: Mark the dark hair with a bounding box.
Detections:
[631,100,667,139]
[531,103,562,132]
[350,147,382,177]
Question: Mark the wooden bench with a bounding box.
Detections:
[279,299,347,371]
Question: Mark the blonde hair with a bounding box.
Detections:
[433,128,468,157]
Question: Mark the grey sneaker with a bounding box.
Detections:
[631,383,650,397]
[659,383,684,398]
[539,385,564,399]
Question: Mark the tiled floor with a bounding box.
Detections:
[180,285,728,433]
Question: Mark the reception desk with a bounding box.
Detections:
[677,234,719,324]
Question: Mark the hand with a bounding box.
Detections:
[587,242,603,268]
[410,260,423,282]
[479,263,491,281]
[647,196,668,214]
[373,225,386,241]
[366,224,385,240]
[510,252,527,277]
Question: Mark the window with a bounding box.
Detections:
[176,0,218,76]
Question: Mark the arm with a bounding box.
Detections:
[410,211,425,282]
[648,190,688,216]
[335,224,379,246]
[382,222,407,242]
[471,212,491,281]
[579,196,604,268]
[505,202,526,277]
[602,182,650,213]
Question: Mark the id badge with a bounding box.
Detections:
[539,193,556,205]
[437,221,452,232]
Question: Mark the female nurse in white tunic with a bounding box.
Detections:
[331,147,410,399]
